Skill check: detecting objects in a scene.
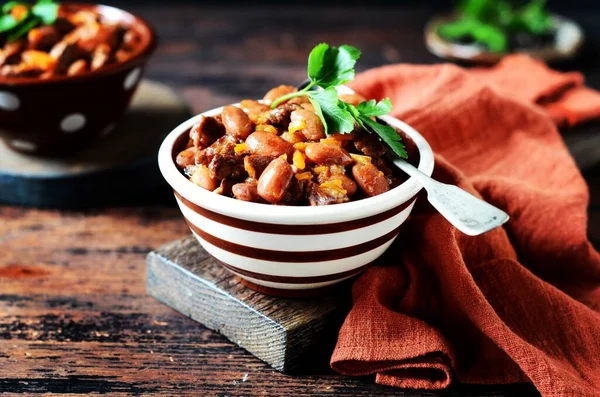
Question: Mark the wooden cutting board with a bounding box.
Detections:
[147,236,352,373]
[0,80,191,209]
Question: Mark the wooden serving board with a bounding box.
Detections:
[0,80,191,209]
[146,236,351,373]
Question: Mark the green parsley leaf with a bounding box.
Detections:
[357,115,407,159]
[518,0,552,35]
[6,14,38,42]
[32,0,58,25]
[0,14,18,33]
[307,43,361,88]
[2,2,22,14]
[272,43,407,159]
[308,87,355,135]
[355,98,392,117]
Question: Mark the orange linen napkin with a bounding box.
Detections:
[331,55,600,396]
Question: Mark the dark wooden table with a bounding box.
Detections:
[1,3,599,395]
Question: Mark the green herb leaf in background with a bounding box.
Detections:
[518,0,552,34]
[439,0,553,53]
[32,1,58,25]
[6,14,36,42]
[0,14,18,33]
[2,2,22,14]
[1,0,59,42]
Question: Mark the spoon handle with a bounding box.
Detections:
[392,157,509,236]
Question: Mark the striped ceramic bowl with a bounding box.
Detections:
[158,104,434,297]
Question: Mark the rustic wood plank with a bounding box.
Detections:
[147,236,350,373]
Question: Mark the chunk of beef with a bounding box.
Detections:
[259,103,299,130]
[208,153,243,180]
[243,155,275,179]
[354,131,387,157]
[190,115,226,149]
[195,135,236,167]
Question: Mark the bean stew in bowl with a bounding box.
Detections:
[174,87,419,206]
[159,44,434,296]
[0,2,156,155]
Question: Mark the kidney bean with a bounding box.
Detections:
[246,131,293,158]
[175,146,197,170]
[90,43,111,71]
[304,143,353,166]
[240,100,269,122]
[1,40,25,66]
[352,162,390,197]
[288,95,310,105]
[281,130,305,144]
[232,182,263,203]
[50,40,79,75]
[222,105,253,140]
[330,175,357,196]
[263,85,297,105]
[66,59,87,76]
[190,165,218,191]
[122,29,141,50]
[339,93,367,106]
[290,109,324,140]
[257,157,294,203]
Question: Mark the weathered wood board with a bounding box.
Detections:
[146,236,352,373]
[0,80,190,209]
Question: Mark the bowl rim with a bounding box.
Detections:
[0,3,157,86]
[158,103,435,225]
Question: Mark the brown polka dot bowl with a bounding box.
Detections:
[0,4,156,156]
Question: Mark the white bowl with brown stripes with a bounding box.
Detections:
[158,104,435,297]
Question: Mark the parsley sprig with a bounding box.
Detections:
[271,43,407,159]
[1,1,59,43]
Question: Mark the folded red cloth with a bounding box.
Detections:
[331,55,600,396]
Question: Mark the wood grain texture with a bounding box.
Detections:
[1,1,599,395]
[147,237,350,373]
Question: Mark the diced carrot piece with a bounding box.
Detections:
[22,50,56,70]
[11,5,29,21]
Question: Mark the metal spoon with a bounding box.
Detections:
[389,155,509,236]
[293,81,509,235]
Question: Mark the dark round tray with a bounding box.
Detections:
[0,80,191,209]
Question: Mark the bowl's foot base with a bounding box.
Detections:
[146,236,352,373]
[236,276,352,298]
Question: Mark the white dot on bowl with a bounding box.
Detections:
[123,67,141,90]
[11,139,36,152]
[0,91,20,111]
[60,113,86,133]
[100,123,117,138]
